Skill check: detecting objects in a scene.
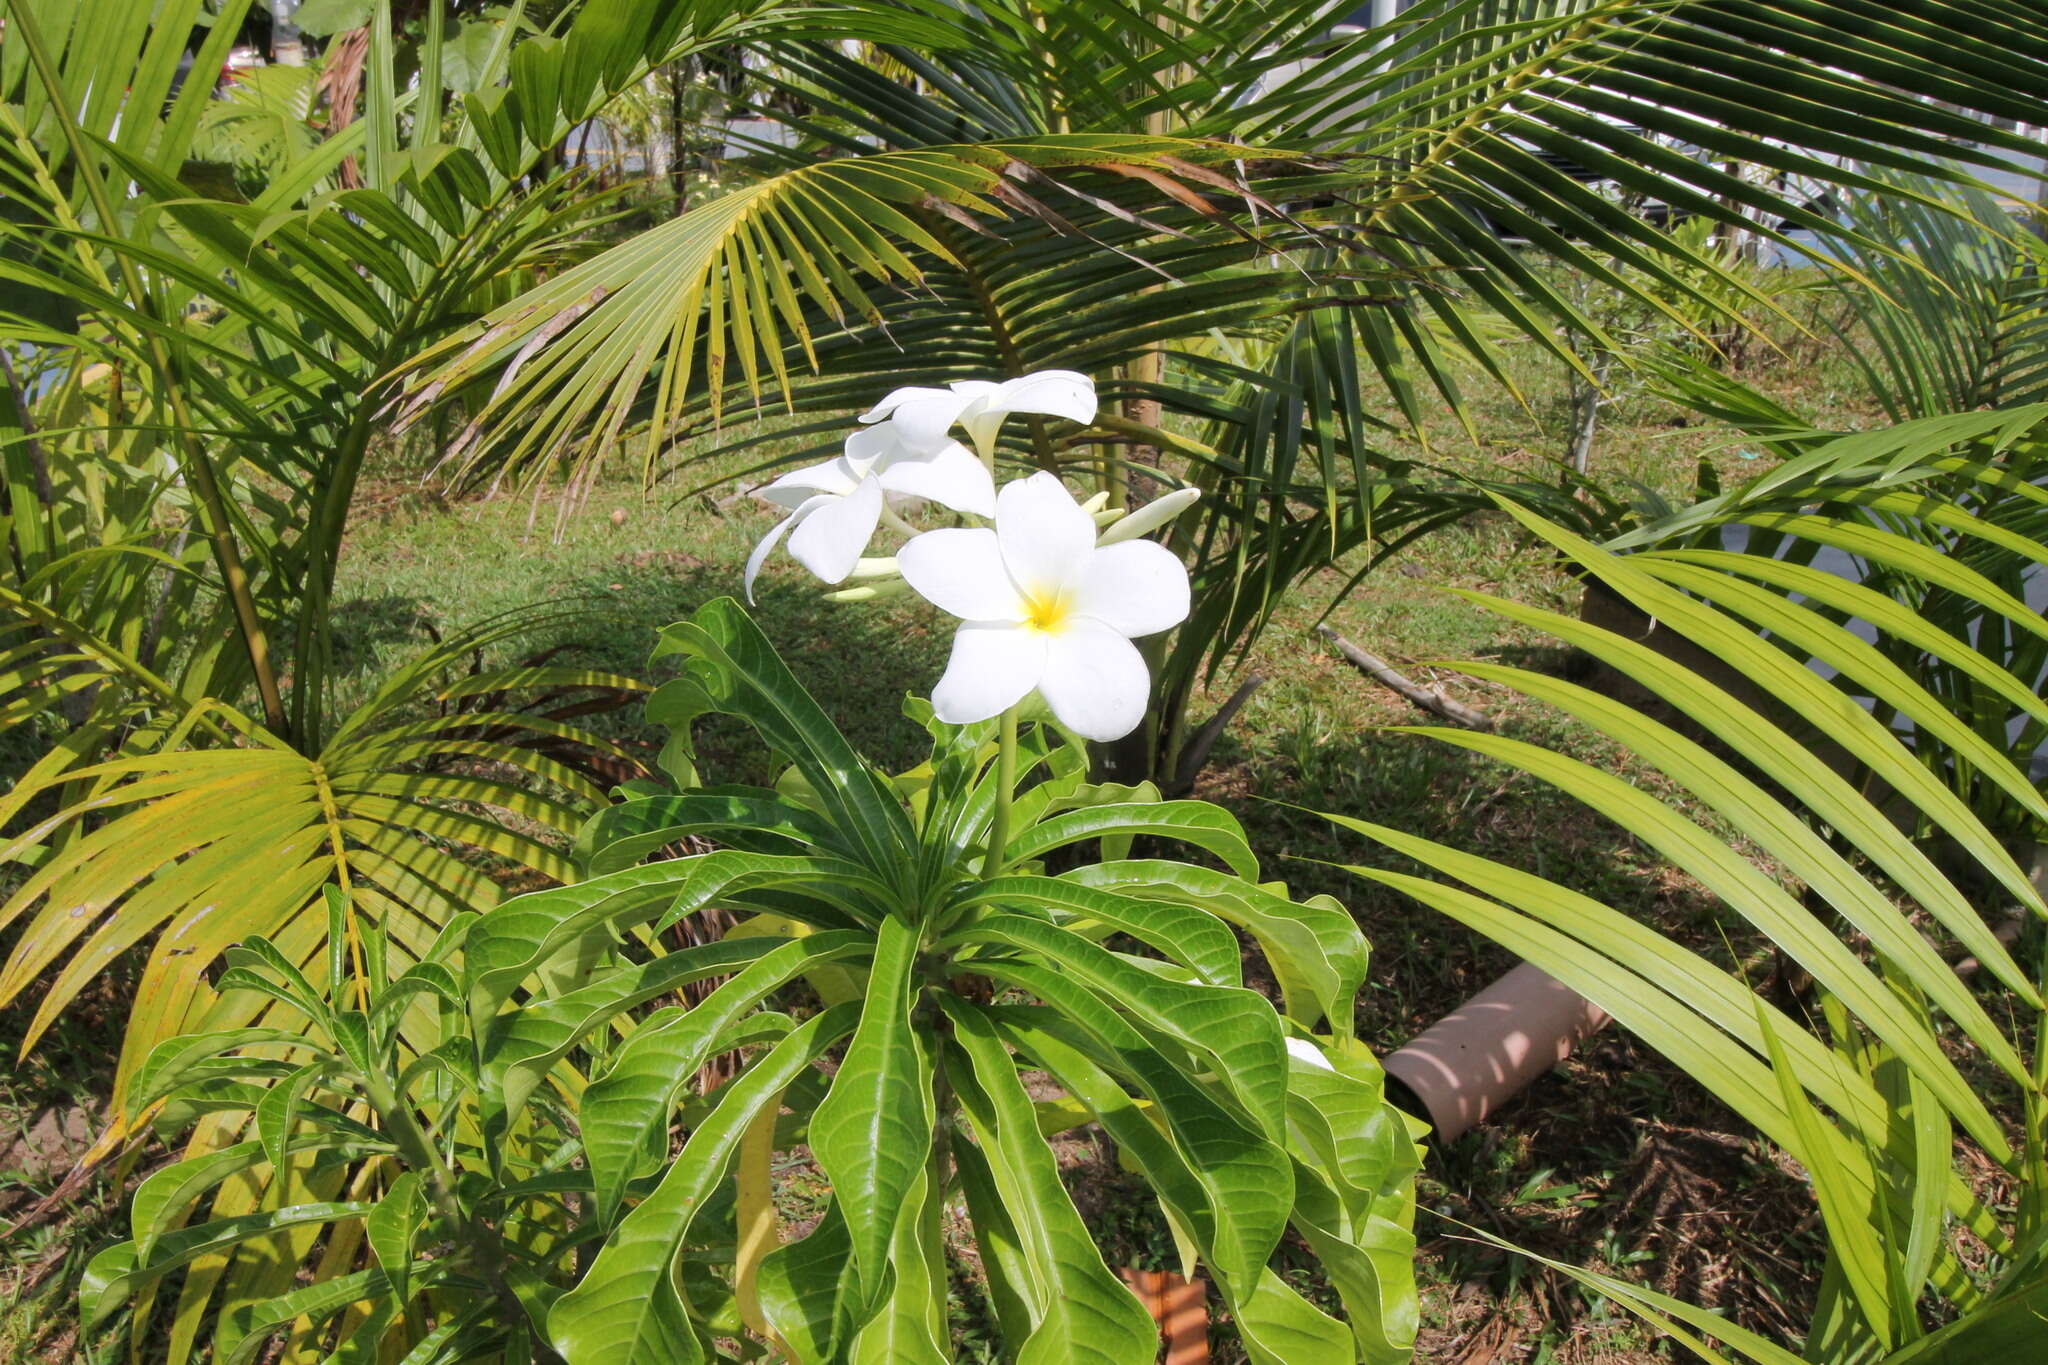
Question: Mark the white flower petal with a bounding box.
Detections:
[858,385,952,423]
[931,622,1046,724]
[877,445,996,517]
[995,472,1096,599]
[785,476,882,584]
[995,370,1097,426]
[754,455,858,508]
[844,421,907,465]
[887,390,975,453]
[958,409,1006,460]
[1071,540,1190,638]
[1037,619,1151,741]
[941,381,1002,459]
[897,528,1026,621]
[744,494,832,602]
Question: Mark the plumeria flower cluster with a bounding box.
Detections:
[745,370,1198,741]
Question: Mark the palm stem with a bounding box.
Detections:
[2022,934,2048,1236]
[291,373,390,748]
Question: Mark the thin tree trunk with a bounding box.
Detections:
[1119,351,1165,505]
[3,347,103,724]
[0,348,54,509]
[270,0,305,65]
[669,65,690,217]
[1567,350,1612,475]
[647,78,672,190]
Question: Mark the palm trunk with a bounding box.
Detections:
[1567,350,1612,475]
[1119,351,1165,504]
[670,65,690,217]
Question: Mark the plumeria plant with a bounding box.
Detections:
[83,378,1419,1362]
[516,595,1421,1363]
[532,377,1417,1360]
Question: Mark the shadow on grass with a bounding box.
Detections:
[332,547,951,781]
[325,593,437,680]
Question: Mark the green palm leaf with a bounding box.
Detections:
[1323,483,2048,1346]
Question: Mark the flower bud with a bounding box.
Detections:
[1098,486,1202,545]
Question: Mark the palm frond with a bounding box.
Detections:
[0,622,645,1142]
[1811,167,2048,420]
[1327,470,2048,1348]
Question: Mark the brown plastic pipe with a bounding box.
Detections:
[1120,1269,1209,1363]
[1382,962,1611,1144]
[1382,920,2029,1145]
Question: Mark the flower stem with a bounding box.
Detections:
[983,707,1019,879]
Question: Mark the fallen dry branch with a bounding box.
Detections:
[1316,625,1494,731]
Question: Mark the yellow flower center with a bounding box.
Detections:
[1022,589,1071,634]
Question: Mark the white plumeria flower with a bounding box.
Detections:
[744,431,994,602]
[858,370,1097,461]
[896,472,1190,742]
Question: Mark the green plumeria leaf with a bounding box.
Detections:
[943,1000,1157,1364]
[479,935,786,1126]
[546,1005,859,1365]
[848,1162,950,1365]
[221,1264,428,1365]
[808,917,935,1321]
[82,1202,369,1326]
[1004,800,1259,879]
[365,1171,425,1311]
[955,912,1287,1137]
[952,875,1241,987]
[983,983,1291,1292]
[1063,860,1368,1036]
[757,1200,861,1362]
[255,1061,328,1200]
[651,599,914,871]
[579,932,871,1224]
[464,851,886,1021]
[579,791,851,871]
[127,1027,331,1114]
[129,1137,380,1261]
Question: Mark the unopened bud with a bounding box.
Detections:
[825,577,913,603]
[1098,487,1201,545]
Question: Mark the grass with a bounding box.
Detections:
[1,308,1899,1361]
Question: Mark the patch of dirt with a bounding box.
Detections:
[618,548,707,572]
[348,478,452,524]
[1411,1028,1827,1361]
[0,1105,96,1190]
